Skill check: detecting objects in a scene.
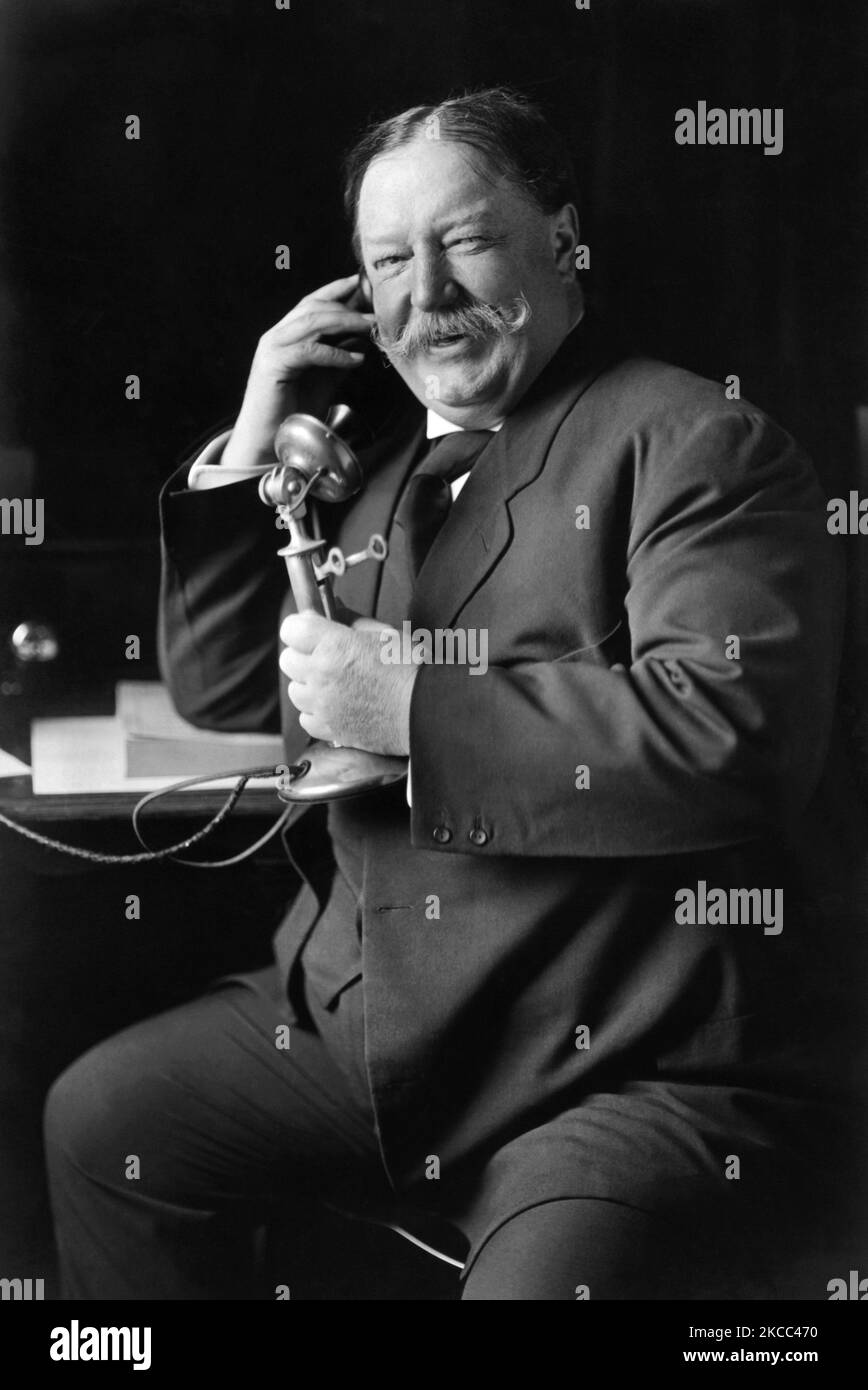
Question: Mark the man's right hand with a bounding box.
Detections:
[220,273,375,471]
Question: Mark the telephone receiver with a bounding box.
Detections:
[355,268,373,311]
[356,266,372,308]
[330,268,373,353]
[258,397,409,803]
[325,265,403,456]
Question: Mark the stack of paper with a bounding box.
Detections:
[116,682,284,777]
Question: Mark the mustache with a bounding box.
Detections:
[370,292,532,360]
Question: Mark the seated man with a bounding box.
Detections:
[44,86,864,1300]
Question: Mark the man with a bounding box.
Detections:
[44,87,863,1300]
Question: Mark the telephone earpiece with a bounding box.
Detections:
[336,265,402,423]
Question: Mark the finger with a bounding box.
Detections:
[272,290,375,328]
[278,645,315,681]
[279,342,366,371]
[271,275,361,324]
[298,709,334,742]
[352,616,396,636]
[306,272,362,302]
[280,610,333,651]
[272,308,376,341]
[286,680,315,714]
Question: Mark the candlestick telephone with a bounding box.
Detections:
[0,269,411,863]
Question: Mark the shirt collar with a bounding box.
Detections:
[425,411,504,439]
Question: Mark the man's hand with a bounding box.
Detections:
[279,611,417,756]
[222,273,375,471]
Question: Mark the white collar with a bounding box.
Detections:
[426,411,504,440]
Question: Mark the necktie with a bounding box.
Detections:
[396,429,493,574]
[376,429,493,625]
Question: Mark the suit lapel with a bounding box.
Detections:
[412,314,620,629]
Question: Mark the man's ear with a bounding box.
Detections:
[551,202,581,280]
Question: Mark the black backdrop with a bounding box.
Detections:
[0,0,866,537]
[0,0,867,1297]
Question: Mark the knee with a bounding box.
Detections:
[44,1035,140,1181]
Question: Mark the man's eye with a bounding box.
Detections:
[373,254,409,270]
[449,236,487,248]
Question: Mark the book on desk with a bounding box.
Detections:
[26,683,284,796]
[116,682,284,777]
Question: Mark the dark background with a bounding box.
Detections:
[0,0,866,1297]
[1,0,867,682]
[1,0,866,534]
[0,0,862,681]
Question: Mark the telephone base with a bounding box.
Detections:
[278,741,408,803]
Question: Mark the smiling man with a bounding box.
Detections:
[44,87,863,1301]
[358,133,578,425]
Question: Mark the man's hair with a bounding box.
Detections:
[341,86,579,259]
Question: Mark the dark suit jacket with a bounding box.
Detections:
[158,318,864,1215]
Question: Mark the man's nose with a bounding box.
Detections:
[410,253,458,314]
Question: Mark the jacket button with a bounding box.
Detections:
[432,825,452,844]
[468,827,489,847]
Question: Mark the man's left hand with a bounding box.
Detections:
[279,611,417,756]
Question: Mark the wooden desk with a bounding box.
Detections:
[0,773,278,823]
[0,676,281,821]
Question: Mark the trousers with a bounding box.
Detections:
[43,966,783,1301]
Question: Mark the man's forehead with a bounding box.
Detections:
[357,140,515,237]
[362,197,497,246]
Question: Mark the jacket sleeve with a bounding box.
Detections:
[408,409,844,858]
[157,453,288,734]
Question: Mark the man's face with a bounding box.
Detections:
[357,136,580,427]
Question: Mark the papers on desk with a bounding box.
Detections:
[116,682,284,777]
[0,747,30,779]
[31,687,283,796]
